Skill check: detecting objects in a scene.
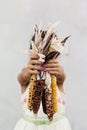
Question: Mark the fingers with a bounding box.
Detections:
[29,70,39,74]
[47,68,62,76]
[44,60,65,81]
[44,63,59,68]
[47,59,59,64]
[22,66,39,74]
[26,56,63,77]
[30,54,39,60]
[27,59,43,66]
[31,60,43,65]
[29,65,41,71]
[25,54,44,76]
[21,67,39,79]
[27,54,41,66]
[44,59,60,68]
[45,67,59,71]
[47,70,59,76]
[17,66,40,86]
[44,63,60,69]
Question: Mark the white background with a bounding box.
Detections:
[0,0,87,130]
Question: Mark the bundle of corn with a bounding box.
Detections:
[26,22,70,121]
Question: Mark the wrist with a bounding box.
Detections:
[57,80,64,93]
[58,84,64,93]
[56,72,66,86]
[17,73,29,86]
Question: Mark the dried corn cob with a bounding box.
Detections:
[51,75,58,113]
[45,86,54,121]
[32,79,45,114]
[42,88,47,114]
[43,72,54,121]
[27,74,36,110]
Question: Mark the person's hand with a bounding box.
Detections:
[44,59,66,86]
[18,55,44,86]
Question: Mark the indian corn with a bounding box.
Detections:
[27,74,36,110]
[51,75,58,113]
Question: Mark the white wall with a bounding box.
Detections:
[0,0,87,130]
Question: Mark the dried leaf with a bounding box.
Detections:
[44,51,58,64]
[61,35,70,45]
[43,33,54,56]
[42,22,59,49]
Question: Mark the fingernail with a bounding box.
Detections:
[40,67,45,71]
[37,71,40,74]
[36,55,40,59]
[41,62,44,65]
[48,70,50,73]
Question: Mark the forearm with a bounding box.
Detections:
[17,69,30,86]
[56,73,66,93]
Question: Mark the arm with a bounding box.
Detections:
[56,66,66,93]
[17,69,30,93]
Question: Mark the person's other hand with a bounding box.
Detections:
[44,59,66,86]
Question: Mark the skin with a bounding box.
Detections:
[18,54,66,93]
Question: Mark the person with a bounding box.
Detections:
[14,54,71,130]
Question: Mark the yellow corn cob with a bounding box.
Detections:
[51,75,58,113]
[27,74,36,110]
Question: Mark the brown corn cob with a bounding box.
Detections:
[27,74,36,110]
[32,79,45,114]
[51,75,58,113]
[45,86,54,121]
[42,88,47,114]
